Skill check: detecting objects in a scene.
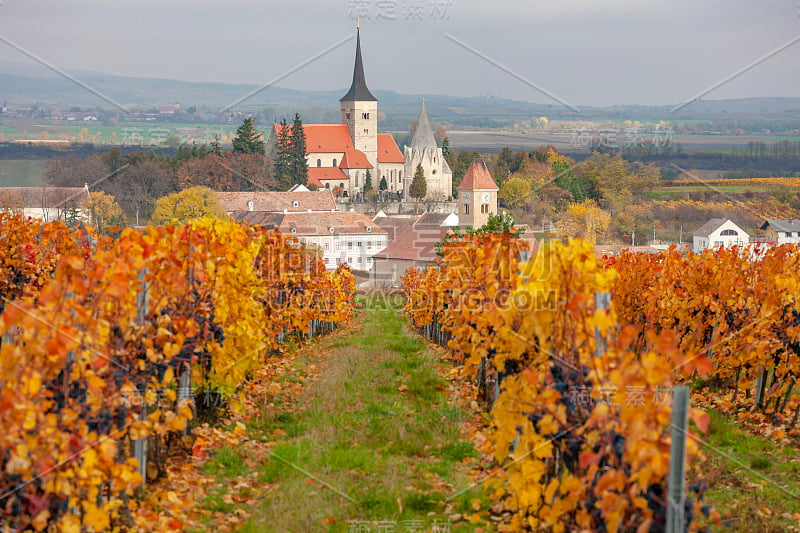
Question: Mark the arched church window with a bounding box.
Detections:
[333,158,337,167]
[317,159,321,167]
[721,229,738,236]
[432,169,436,175]
[325,183,330,189]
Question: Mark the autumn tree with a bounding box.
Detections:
[104,159,177,223]
[177,152,274,192]
[0,191,24,215]
[549,150,590,203]
[42,157,109,187]
[555,199,611,244]
[86,191,124,232]
[498,176,532,209]
[232,116,265,155]
[574,152,660,215]
[409,163,427,201]
[151,186,226,225]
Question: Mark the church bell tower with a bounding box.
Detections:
[340,26,378,170]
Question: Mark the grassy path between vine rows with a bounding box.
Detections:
[197,297,491,532]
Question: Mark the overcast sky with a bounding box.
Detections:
[0,0,798,107]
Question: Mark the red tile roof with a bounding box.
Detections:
[374,215,417,241]
[377,134,404,163]
[457,159,498,191]
[373,225,453,262]
[339,149,372,169]
[274,123,353,153]
[281,212,387,236]
[232,211,387,236]
[231,211,284,228]
[307,167,348,187]
[0,187,88,208]
[216,190,336,213]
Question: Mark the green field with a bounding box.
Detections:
[0,159,46,186]
[0,121,242,146]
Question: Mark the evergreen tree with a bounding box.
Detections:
[409,163,427,200]
[363,169,373,193]
[441,136,451,160]
[232,117,265,154]
[210,135,223,156]
[289,113,308,187]
[379,176,388,191]
[274,118,293,190]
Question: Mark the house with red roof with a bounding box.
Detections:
[265,29,404,200]
[215,190,336,215]
[232,210,387,271]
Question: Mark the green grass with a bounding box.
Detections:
[240,296,488,532]
[693,409,800,531]
[0,159,46,186]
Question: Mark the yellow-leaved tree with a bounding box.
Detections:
[86,191,124,232]
[151,186,226,225]
[556,199,611,244]
[498,176,532,209]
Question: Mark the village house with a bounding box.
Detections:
[215,189,336,216]
[0,186,89,222]
[760,220,800,245]
[232,210,387,271]
[370,213,455,286]
[692,218,749,253]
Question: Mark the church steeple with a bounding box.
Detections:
[340,28,377,102]
[410,100,437,149]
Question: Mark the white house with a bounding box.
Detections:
[0,186,89,222]
[232,210,387,271]
[760,220,800,245]
[692,218,749,253]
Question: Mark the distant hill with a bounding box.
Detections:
[2,61,800,126]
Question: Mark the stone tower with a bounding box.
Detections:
[403,101,452,201]
[456,159,498,228]
[340,28,378,171]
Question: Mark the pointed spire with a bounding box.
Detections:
[457,159,498,191]
[340,28,377,102]
[410,100,437,149]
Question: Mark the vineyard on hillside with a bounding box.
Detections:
[0,214,354,531]
[402,233,800,531]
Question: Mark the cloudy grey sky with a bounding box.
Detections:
[0,0,798,107]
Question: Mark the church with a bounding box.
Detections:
[265,28,452,201]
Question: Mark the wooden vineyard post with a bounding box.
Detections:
[178,263,194,430]
[666,386,690,533]
[754,367,766,410]
[134,269,149,485]
[594,292,610,357]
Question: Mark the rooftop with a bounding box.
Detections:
[457,159,498,191]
